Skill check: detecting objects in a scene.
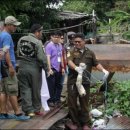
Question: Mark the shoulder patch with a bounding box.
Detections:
[73,51,80,57]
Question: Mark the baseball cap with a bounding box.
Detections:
[67,31,75,39]
[5,16,21,26]
[67,31,75,36]
[30,24,43,33]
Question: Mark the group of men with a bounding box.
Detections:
[0,15,109,129]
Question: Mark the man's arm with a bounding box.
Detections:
[5,50,15,77]
[37,42,47,63]
[61,53,65,75]
[91,50,108,74]
[67,49,82,73]
[68,60,77,70]
[37,42,48,71]
[0,49,5,60]
[46,55,53,75]
[67,49,77,70]
[96,63,109,81]
[0,46,9,60]
[96,63,105,71]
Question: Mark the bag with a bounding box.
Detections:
[1,62,9,78]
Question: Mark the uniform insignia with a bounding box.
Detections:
[74,52,79,56]
[18,40,36,58]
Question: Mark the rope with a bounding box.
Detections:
[12,19,94,34]
[82,69,102,84]
[104,81,108,113]
[82,69,108,113]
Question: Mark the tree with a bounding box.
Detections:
[62,0,114,20]
[0,0,63,29]
[0,0,64,43]
[62,0,94,13]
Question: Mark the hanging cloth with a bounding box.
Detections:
[41,69,50,111]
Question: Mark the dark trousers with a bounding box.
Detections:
[67,83,91,126]
[17,65,42,113]
[47,69,62,103]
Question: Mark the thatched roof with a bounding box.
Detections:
[58,11,89,20]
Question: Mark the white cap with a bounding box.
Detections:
[5,16,21,26]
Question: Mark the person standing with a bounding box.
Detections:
[45,31,65,107]
[59,34,68,91]
[65,31,76,51]
[0,16,30,120]
[17,24,48,117]
[66,33,109,129]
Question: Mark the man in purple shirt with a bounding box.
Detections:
[45,31,65,107]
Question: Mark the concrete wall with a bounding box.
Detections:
[91,71,130,83]
[97,33,121,44]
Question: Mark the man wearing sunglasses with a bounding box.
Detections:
[66,33,109,130]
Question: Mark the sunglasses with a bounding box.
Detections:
[53,36,60,38]
[74,41,82,43]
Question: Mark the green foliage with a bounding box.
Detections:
[106,80,130,116]
[97,9,130,35]
[106,10,130,26]
[63,0,130,36]
[0,0,62,29]
[90,81,102,93]
[1,0,130,39]
[62,0,94,13]
[0,0,63,44]
[122,30,130,40]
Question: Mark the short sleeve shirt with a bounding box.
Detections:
[67,47,99,84]
[0,31,16,68]
[45,41,62,72]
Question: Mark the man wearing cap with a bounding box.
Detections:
[66,31,76,50]
[17,24,48,117]
[0,16,30,120]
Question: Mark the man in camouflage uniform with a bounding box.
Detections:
[17,24,48,117]
[66,33,109,130]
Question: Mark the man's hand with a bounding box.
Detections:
[75,66,82,73]
[75,63,86,74]
[75,66,84,74]
[9,65,15,77]
[62,68,65,75]
[47,69,54,77]
[102,69,109,82]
